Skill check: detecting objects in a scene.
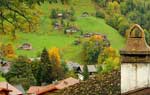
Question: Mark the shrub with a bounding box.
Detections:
[96,10,105,18]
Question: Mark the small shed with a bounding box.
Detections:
[19,43,32,50]
[65,27,80,34]
[66,62,80,72]
[57,13,63,18]
[80,65,97,75]
[82,12,89,17]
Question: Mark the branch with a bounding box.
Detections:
[6,4,32,32]
[0,13,13,24]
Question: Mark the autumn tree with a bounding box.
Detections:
[1,43,15,58]
[0,0,62,38]
[48,47,61,65]
[97,47,120,73]
[81,35,106,64]
[107,1,120,14]
[48,47,65,80]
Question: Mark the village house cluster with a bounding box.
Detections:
[0,77,79,95]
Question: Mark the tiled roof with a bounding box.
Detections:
[0,82,22,95]
[27,84,56,95]
[55,77,79,89]
[27,77,79,95]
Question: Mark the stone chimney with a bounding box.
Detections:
[120,24,150,94]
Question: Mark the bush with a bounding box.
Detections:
[118,21,130,36]
[51,9,57,19]
[96,10,105,18]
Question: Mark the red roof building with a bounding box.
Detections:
[27,77,79,95]
[27,85,56,95]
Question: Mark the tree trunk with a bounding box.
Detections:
[0,11,5,34]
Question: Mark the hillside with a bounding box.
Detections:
[0,0,125,62]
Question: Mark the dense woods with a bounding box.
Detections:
[93,0,150,44]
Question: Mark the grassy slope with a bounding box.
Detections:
[1,0,124,63]
[75,17,125,49]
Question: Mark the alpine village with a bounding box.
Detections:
[0,0,150,95]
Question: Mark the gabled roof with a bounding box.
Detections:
[27,77,79,95]
[67,62,80,70]
[80,65,97,73]
[87,65,97,73]
[27,85,56,95]
[0,82,22,95]
[55,77,79,89]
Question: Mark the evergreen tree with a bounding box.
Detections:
[83,64,89,80]
[5,56,36,90]
[40,48,53,84]
[30,60,42,86]
[51,9,57,19]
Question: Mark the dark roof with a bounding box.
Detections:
[122,87,150,95]
[80,65,97,73]
[0,87,12,92]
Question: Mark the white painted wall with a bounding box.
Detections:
[121,63,150,93]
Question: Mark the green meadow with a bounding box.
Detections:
[1,0,125,62]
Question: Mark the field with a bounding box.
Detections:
[1,0,125,63]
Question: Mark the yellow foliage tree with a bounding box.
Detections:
[2,43,15,58]
[90,35,103,41]
[48,47,61,65]
[98,47,119,64]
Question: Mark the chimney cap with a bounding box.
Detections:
[120,24,150,55]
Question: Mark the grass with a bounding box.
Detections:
[0,76,6,82]
[3,32,76,57]
[75,17,125,49]
[0,0,125,63]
